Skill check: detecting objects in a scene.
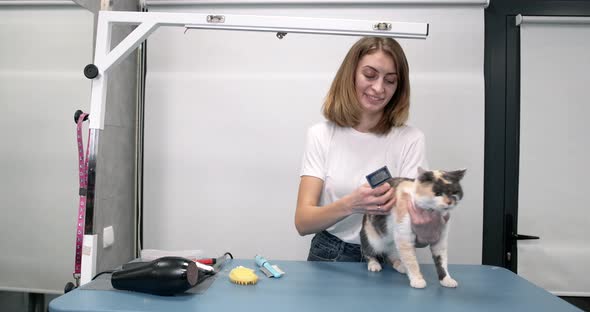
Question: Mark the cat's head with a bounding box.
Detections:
[414,167,466,212]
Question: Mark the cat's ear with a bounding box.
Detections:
[447,169,467,181]
[417,166,428,176]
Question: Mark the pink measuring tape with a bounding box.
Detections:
[73,111,90,288]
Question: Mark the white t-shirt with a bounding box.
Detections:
[300,121,428,244]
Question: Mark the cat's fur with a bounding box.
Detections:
[360,167,466,289]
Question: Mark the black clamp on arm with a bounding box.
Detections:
[83,64,99,79]
[74,110,89,124]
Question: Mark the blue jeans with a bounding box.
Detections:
[307,231,363,262]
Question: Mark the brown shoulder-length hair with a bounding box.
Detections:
[322,37,410,135]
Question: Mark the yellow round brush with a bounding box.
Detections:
[229,266,258,285]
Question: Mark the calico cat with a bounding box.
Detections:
[360,167,466,289]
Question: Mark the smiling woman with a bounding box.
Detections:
[354,51,397,129]
[321,37,411,135]
[358,57,397,94]
[295,37,430,262]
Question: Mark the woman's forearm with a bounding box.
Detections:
[295,194,354,236]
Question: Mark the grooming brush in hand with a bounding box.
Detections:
[366,166,392,188]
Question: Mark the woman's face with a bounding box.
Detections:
[354,50,397,116]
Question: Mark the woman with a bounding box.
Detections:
[295,37,433,262]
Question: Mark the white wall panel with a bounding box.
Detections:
[0,7,93,293]
[143,3,485,264]
[518,16,590,296]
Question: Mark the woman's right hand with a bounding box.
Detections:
[295,177,395,236]
[348,182,395,215]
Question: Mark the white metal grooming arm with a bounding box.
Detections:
[80,10,428,285]
[87,11,428,130]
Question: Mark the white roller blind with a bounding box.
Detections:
[0,6,93,293]
[143,3,485,264]
[517,15,590,296]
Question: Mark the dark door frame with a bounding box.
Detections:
[483,0,590,271]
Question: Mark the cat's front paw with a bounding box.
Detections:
[367,260,382,272]
[392,260,406,274]
[440,276,458,288]
[410,278,427,289]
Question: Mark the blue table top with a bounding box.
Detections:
[49,259,581,312]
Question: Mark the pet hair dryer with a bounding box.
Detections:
[111,256,199,296]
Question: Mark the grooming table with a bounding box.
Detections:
[49,259,581,312]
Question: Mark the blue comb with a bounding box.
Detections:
[255,255,284,278]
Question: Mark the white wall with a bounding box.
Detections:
[0,6,93,293]
[142,2,485,264]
